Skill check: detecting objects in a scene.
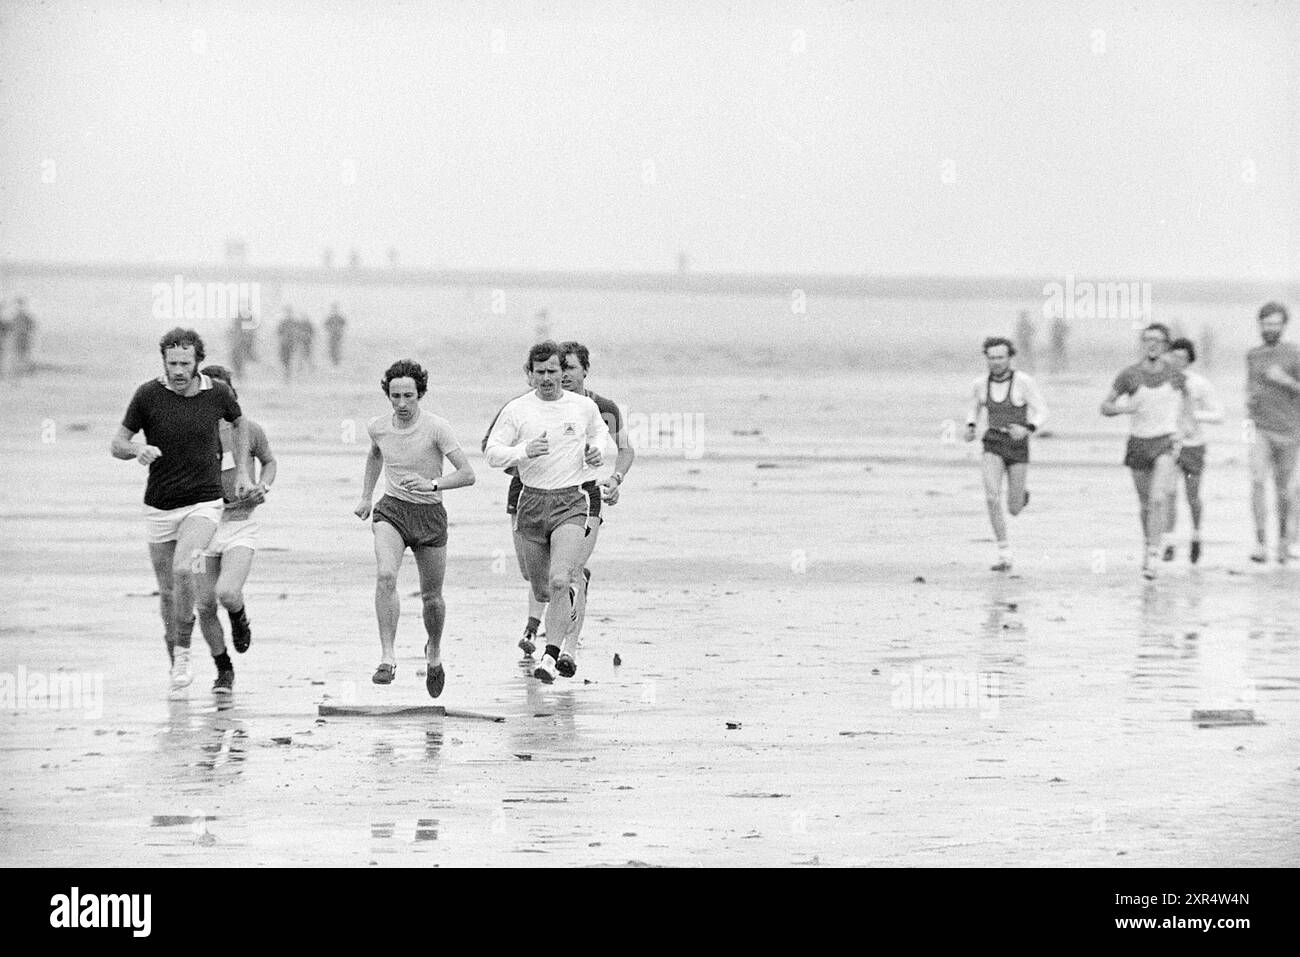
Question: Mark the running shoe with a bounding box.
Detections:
[1249,545,1268,563]
[372,662,396,684]
[1142,557,1158,580]
[990,559,1012,573]
[213,663,234,695]
[170,648,193,690]
[1189,540,1202,564]
[426,663,445,699]
[556,653,577,678]
[230,609,252,654]
[534,654,558,684]
[518,630,537,657]
[1163,545,1175,562]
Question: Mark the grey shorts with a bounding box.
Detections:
[514,486,591,547]
[372,495,448,549]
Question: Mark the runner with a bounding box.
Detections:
[964,336,1047,572]
[193,365,277,693]
[354,359,475,697]
[111,328,251,694]
[1245,302,1300,564]
[1163,338,1223,564]
[484,341,610,683]
[552,340,635,674]
[277,307,296,382]
[1100,323,1186,580]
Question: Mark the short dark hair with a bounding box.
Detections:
[1142,322,1171,342]
[559,340,591,372]
[159,327,206,364]
[1168,338,1196,363]
[982,336,1016,357]
[201,364,237,398]
[525,340,562,371]
[1258,301,1289,324]
[381,359,428,397]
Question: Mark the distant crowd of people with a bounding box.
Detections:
[0,297,37,377]
[224,302,347,381]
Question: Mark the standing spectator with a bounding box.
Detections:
[324,303,347,366]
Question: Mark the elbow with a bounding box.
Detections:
[463,468,477,487]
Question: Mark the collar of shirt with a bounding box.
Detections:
[156,373,213,392]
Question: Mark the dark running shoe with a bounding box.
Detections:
[213,664,234,695]
[556,653,577,678]
[230,608,252,654]
[518,630,537,657]
[1163,545,1175,562]
[426,663,446,699]
[1190,540,1202,564]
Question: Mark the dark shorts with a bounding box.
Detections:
[372,495,448,549]
[1124,434,1175,471]
[508,475,602,523]
[983,431,1029,466]
[1177,443,1206,477]
[514,486,592,547]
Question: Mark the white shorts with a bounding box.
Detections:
[144,499,224,545]
[202,516,261,557]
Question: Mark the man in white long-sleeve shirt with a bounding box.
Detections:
[485,341,610,683]
[964,336,1048,572]
[1163,337,1224,564]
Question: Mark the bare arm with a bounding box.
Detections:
[111,424,161,464]
[354,441,383,518]
[399,446,476,495]
[1100,388,1131,417]
[964,379,983,440]
[1021,374,1048,431]
[230,416,252,497]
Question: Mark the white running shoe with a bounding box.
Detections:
[533,654,557,684]
[170,647,193,690]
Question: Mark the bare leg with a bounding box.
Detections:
[372,522,407,666]
[195,554,226,656]
[1185,471,1203,535]
[170,515,218,650]
[412,545,447,666]
[560,517,602,658]
[1130,467,1153,544]
[1248,430,1270,554]
[215,546,255,615]
[1005,463,1028,516]
[1145,455,1175,550]
[542,523,588,652]
[148,541,178,660]
[981,453,1009,544]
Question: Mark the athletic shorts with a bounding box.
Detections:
[144,499,224,545]
[1177,443,1206,477]
[1248,428,1300,479]
[982,432,1029,466]
[509,476,602,523]
[372,495,448,549]
[1124,434,1175,471]
[202,516,261,556]
[514,485,591,547]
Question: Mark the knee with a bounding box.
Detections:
[216,586,242,609]
[421,591,444,612]
[985,492,1002,509]
[376,569,398,592]
[170,561,195,585]
[195,593,218,617]
[1008,500,1024,517]
[547,571,572,596]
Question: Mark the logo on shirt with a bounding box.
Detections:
[563,422,577,436]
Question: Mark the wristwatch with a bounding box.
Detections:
[612,472,624,485]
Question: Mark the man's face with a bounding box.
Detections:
[1167,348,1191,372]
[560,353,587,394]
[531,355,562,400]
[387,377,420,421]
[162,346,198,391]
[984,345,1011,377]
[1141,330,1169,360]
[1259,313,1286,347]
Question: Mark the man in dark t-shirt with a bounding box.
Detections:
[112,328,250,696]
[1245,302,1300,563]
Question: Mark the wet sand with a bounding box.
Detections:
[2,342,1298,867]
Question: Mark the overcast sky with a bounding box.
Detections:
[1,0,1296,277]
